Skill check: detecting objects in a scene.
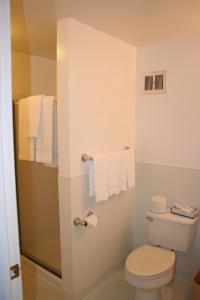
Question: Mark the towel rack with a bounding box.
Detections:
[81,146,130,162]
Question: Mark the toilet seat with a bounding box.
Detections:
[126,245,175,279]
[125,245,175,291]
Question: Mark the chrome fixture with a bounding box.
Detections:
[73,217,88,227]
[81,147,130,162]
[73,211,93,227]
[145,216,154,222]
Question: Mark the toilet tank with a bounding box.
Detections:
[146,210,198,252]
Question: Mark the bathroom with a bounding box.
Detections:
[0,0,200,300]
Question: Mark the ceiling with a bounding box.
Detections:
[11,0,200,60]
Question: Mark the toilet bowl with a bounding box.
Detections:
[125,245,175,300]
[125,210,198,300]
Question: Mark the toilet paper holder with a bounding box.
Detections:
[73,211,93,227]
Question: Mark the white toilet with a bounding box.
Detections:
[125,210,198,300]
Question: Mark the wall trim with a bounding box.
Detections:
[136,160,200,171]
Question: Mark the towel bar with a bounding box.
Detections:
[81,146,130,162]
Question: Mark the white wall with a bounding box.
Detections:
[136,35,200,169]
[58,18,136,179]
[135,35,200,281]
[57,18,136,298]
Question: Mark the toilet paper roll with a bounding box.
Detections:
[151,195,168,214]
[85,214,99,227]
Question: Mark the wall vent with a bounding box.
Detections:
[143,70,166,94]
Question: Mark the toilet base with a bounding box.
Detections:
[135,288,160,300]
[161,286,174,300]
[134,286,173,300]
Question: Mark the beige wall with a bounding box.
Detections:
[12,52,31,99]
[12,51,56,99]
[57,18,136,298]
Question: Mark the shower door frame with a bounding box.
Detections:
[0,0,23,299]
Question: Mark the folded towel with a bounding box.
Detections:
[18,98,35,161]
[36,96,55,165]
[27,95,44,137]
[88,149,135,203]
[43,101,58,168]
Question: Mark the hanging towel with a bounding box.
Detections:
[36,96,55,165]
[27,95,44,137]
[93,154,109,202]
[88,149,135,203]
[43,100,58,168]
[18,98,35,161]
[107,152,119,196]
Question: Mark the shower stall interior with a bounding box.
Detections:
[13,102,61,277]
[11,0,61,282]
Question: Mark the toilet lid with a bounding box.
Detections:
[126,245,175,277]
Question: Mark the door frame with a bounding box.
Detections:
[0,0,23,299]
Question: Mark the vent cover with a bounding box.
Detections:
[143,70,166,94]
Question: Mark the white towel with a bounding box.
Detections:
[27,95,44,137]
[93,154,109,202]
[18,98,35,161]
[43,101,58,168]
[107,152,119,196]
[88,149,135,203]
[36,96,55,164]
[88,149,135,202]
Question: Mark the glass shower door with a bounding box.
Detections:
[14,103,61,277]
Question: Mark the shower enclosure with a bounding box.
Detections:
[13,103,61,277]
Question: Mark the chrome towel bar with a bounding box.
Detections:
[81,146,130,162]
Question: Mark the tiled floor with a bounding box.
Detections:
[83,271,192,300]
[22,265,192,300]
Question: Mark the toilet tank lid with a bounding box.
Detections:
[146,210,198,225]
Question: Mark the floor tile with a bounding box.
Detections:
[84,270,192,300]
[22,263,192,300]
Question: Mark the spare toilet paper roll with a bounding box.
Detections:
[85,214,99,227]
[151,195,168,214]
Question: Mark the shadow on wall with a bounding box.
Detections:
[133,162,200,281]
[11,0,30,53]
[11,0,32,100]
[12,51,31,99]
